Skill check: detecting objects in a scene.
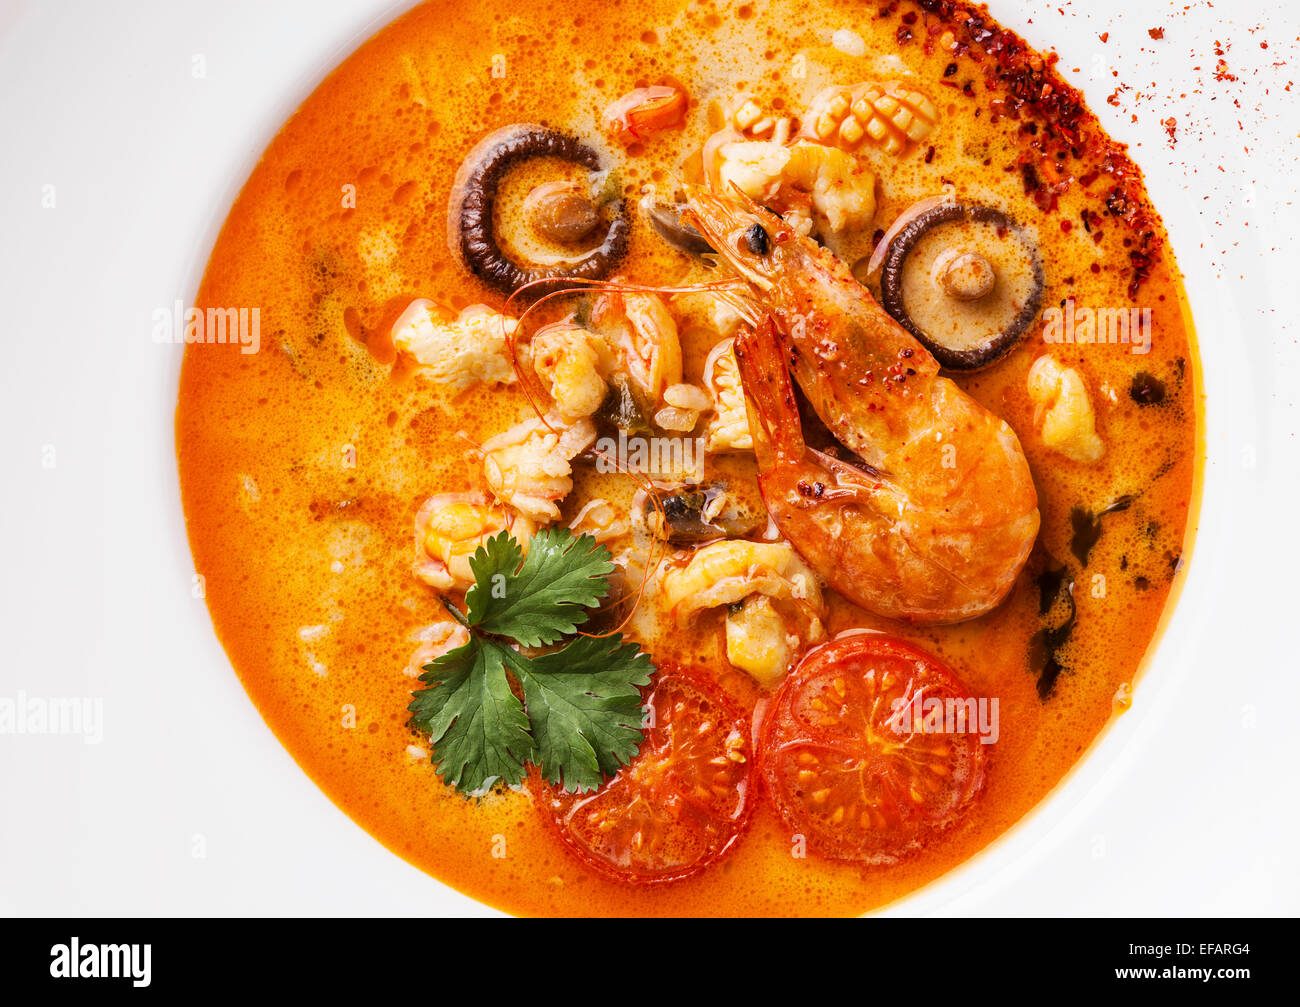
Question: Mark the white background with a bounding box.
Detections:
[0,0,1296,916]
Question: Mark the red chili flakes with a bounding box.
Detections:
[897,25,914,44]
[1214,59,1238,82]
[1147,27,1165,41]
[1161,116,1177,146]
[1099,32,1109,43]
[913,0,1164,295]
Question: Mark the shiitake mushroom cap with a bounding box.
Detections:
[447,123,629,295]
[880,202,1045,371]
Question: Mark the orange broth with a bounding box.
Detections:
[177,0,1202,916]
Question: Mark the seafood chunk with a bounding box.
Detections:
[1027,355,1105,463]
[481,415,597,522]
[702,339,753,453]
[589,287,683,409]
[637,482,763,543]
[567,497,630,542]
[393,300,518,391]
[684,187,1040,624]
[404,618,471,678]
[659,539,825,686]
[659,540,824,620]
[724,93,795,144]
[413,492,535,591]
[712,140,877,239]
[655,382,711,433]
[724,595,795,689]
[531,322,610,422]
[804,81,939,157]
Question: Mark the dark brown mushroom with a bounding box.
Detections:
[447,123,629,295]
[525,180,600,244]
[642,482,763,543]
[880,203,1045,370]
[640,196,715,256]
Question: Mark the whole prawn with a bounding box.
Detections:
[683,187,1040,623]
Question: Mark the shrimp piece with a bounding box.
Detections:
[701,338,753,453]
[684,187,1040,623]
[724,595,797,689]
[567,497,630,542]
[404,618,471,678]
[711,139,877,242]
[659,540,823,620]
[480,415,596,522]
[392,300,518,391]
[1027,355,1104,463]
[659,539,825,686]
[589,286,683,408]
[413,492,535,591]
[530,322,610,423]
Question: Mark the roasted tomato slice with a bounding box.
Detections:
[604,85,687,142]
[536,665,753,884]
[760,634,986,865]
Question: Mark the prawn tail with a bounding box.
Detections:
[733,315,806,465]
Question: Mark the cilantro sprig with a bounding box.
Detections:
[408,528,653,796]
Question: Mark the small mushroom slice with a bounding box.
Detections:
[880,203,1044,370]
[640,195,714,255]
[446,123,629,295]
[525,180,600,244]
[638,482,763,544]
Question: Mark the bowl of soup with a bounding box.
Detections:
[176,0,1202,916]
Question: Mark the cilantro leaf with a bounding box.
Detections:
[464,528,616,647]
[407,638,536,794]
[510,634,654,794]
[408,528,658,797]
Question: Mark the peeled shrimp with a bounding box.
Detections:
[684,187,1040,623]
[413,492,535,591]
[589,285,683,408]
[480,414,596,522]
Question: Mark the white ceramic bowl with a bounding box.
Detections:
[1,0,1296,916]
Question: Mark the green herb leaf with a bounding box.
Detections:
[464,527,616,647]
[511,634,654,794]
[409,529,656,798]
[408,638,536,794]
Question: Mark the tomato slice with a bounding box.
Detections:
[536,665,753,884]
[760,634,986,865]
[604,85,687,142]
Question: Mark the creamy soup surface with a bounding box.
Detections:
[178,0,1202,916]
